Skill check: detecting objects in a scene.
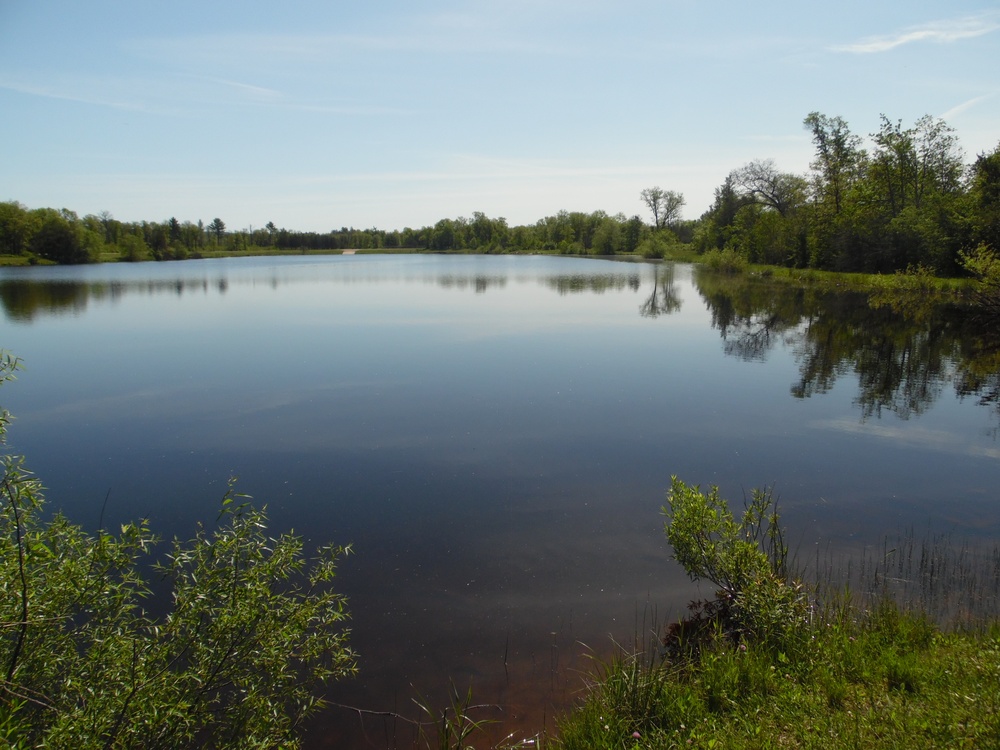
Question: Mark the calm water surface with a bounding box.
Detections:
[2,254,998,746]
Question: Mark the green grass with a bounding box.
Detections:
[743,263,976,298]
[552,610,1000,750]
[547,491,1000,750]
[0,254,40,266]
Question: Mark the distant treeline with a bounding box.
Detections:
[2,111,998,275]
[0,204,677,264]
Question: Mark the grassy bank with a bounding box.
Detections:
[691,247,976,298]
[554,607,999,749]
[535,481,1000,750]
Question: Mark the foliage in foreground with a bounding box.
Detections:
[555,478,1000,749]
[661,477,807,651]
[0,352,356,748]
[961,243,1000,319]
[558,614,1000,749]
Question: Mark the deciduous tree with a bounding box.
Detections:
[730,159,806,217]
[640,187,686,229]
[803,112,866,215]
[29,210,89,264]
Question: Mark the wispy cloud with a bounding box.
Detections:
[293,103,412,116]
[832,12,1000,53]
[0,71,399,118]
[0,72,251,116]
[197,77,283,102]
[0,78,151,112]
[940,93,997,121]
[135,27,572,68]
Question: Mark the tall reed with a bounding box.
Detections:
[811,530,1000,630]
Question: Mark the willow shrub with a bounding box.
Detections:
[0,351,356,749]
[662,476,808,648]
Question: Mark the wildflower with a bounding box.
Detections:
[632,731,641,738]
[738,643,747,652]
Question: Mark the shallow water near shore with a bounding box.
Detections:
[2,254,999,746]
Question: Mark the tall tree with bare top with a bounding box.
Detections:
[641,187,685,229]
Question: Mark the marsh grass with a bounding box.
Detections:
[553,528,1000,750]
[390,514,1000,750]
[412,685,500,750]
[398,495,1000,750]
[813,531,1000,629]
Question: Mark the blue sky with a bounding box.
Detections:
[2,1,998,232]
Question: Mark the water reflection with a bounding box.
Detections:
[5,260,1000,428]
[0,277,237,321]
[437,274,508,293]
[639,265,682,318]
[0,258,653,321]
[694,269,806,362]
[543,272,642,295]
[0,280,90,321]
[693,268,1000,423]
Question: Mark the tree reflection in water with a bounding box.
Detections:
[693,268,1000,423]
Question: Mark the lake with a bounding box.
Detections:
[2,254,999,746]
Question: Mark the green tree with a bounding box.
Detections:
[913,115,964,201]
[622,215,644,255]
[711,160,810,267]
[694,175,745,254]
[869,115,963,217]
[726,204,804,266]
[0,353,356,747]
[98,211,120,245]
[207,218,226,245]
[869,116,918,218]
[730,159,807,218]
[591,215,622,255]
[146,222,169,260]
[118,234,149,262]
[470,211,493,249]
[859,114,966,271]
[0,202,33,256]
[640,187,685,229]
[968,142,1000,254]
[800,113,869,269]
[430,218,457,250]
[803,112,866,216]
[167,217,181,243]
[29,210,90,264]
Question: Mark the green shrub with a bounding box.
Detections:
[662,477,807,647]
[700,247,748,273]
[0,352,356,748]
[960,243,1000,316]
